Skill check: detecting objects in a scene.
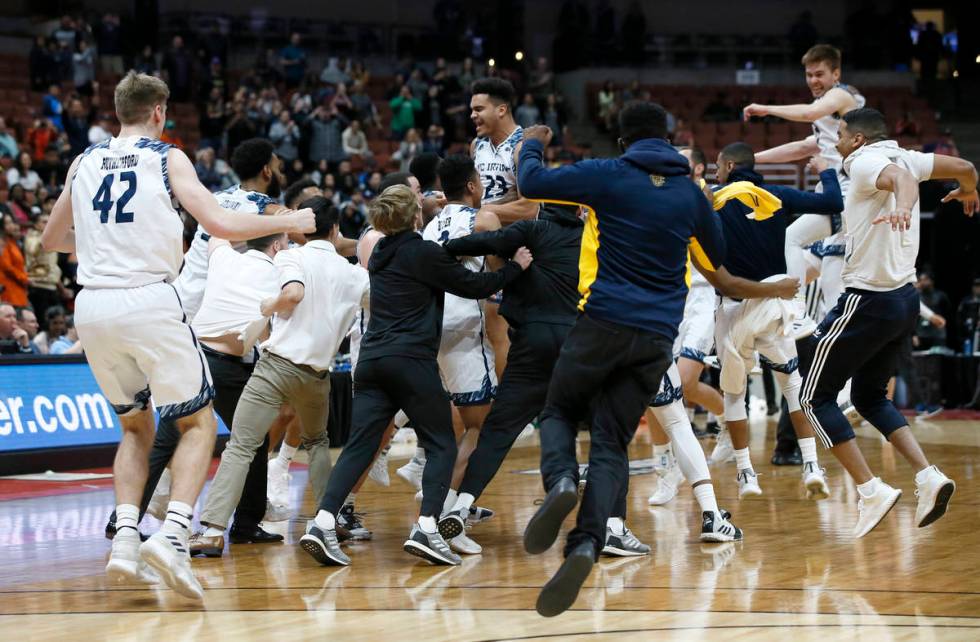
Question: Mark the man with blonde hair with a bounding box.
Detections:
[41,71,314,599]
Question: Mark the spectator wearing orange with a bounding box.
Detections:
[0,214,29,307]
[27,120,58,161]
[160,120,185,148]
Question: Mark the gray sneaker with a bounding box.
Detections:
[403,524,461,566]
[437,508,466,540]
[601,526,651,557]
[300,521,351,566]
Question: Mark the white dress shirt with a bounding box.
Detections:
[262,239,370,372]
[192,247,280,350]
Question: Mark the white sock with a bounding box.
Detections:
[418,515,437,533]
[693,484,720,515]
[314,509,336,530]
[115,503,139,535]
[453,492,475,513]
[734,447,753,472]
[277,442,298,466]
[161,500,193,537]
[394,410,410,428]
[915,466,935,484]
[652,442,671,458]
[857,477,879,498]
[442,489,458,516]
[798,437,818,465]
[203,526,224,537]
[607,516,626,535]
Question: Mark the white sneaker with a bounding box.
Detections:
[139,531,204,600]
[709,428,735,466]
[106,531,159,585]
[737,469,762,499]
[647,464,684,505]
[267,458,291,510]
[449,532,482,555]
[787,316,818,340]
[802,462,830,500]
[368,448,391,487]
[396,457,425,491]
[264,501,291,523]
[914,466,955,528]
[853,479,902,538]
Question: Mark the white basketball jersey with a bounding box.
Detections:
[473,126,523,204]
[175,185,274,319]
[422,203,485,334]
[812,83,866,167]
[71,136,183,289]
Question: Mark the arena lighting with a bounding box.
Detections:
[488,58,496,67]
[515,51,524,61]
[953,70,960,78]
[975,54,980,63]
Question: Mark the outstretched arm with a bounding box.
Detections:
[754,137,820,164]
[933,155,979,216]
[693,254,799,300]
[444,222,529,258]
[744,88,855,123]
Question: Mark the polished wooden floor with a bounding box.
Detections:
[2,416,980,641]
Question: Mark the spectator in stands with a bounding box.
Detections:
[423,124,447,155]
[0,118,17,159]
[95,13,124,75]
[33,305,67,355]
[894,111,921,137]
[201,57,228,102]
[334,159,359,197]
[957,278,980,354]
[393,128,422,172]
[6,185,32,227]
[88,114,112,145]
[0,303,33,355]
[542,93,565,145]
[280,33,308,88]
[134,45,157,75]
[50,315,82,355]
[195,147,223,191]
[27,120,57,162]
[529,56,556,101]
[672,117,694,147]
[72,40,96,97]
[350,81,379,128]
[424,84,444,130]
[788,11,819,62]
[597,81,617,132]
[29,36,54,91]
[621,79,641,103]
[320,57,352,86]
[270,110,301,164]
[458,57,476,90]
[161,120,185,149]
[163,35,193,101]
[332,83,355,120]
[702,91,738,122]
[6,153,42,192]
[924,129,959,157]
[349,60,371,86]
[225,100,258,157]
[342,119,372,160]
[35,144,68,189]
[339,189,368,238]
[916,271,951,350]
[42,85,64,132]
[0,214,28,308]
[389,85,422,140]
[14,307,41,353]
[361,170,384,199]
[63,98,95,157]
[199,87,227,152]
[516,93,542,129]
[23,213,61,321]
[308,104,349,168]
[51,15,78,50]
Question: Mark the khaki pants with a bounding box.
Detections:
[201,350,332,528]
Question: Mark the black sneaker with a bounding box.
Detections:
[771,449,802,466]
[524,477,579,555]
[468,505,495,524]
[601,527,651,557]
[700,510,743,542]
[536,541,595,617]
[437,508,466,540]
[337,504,372,541]
[300,521,351,566]
[403,524,461,565]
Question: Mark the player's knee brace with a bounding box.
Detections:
[774,370,802,412]
[653,400,710,484]
[723,391,747,422]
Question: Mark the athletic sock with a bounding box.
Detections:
[652,442,672,458]
[693,484,720,515]
[734,447,753,472]
[857,477,879,498]
[418,515,437,533]
[453,492,475,513]
[161,500,194,539]
[442,489,458,516]
[798,437,818,465]
[276,442,298,467]
[606,516,626,535]
[115,503,139,535]
[314,509,336,530]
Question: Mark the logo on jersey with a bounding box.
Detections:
[650,175,665,187]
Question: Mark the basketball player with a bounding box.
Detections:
[40,71,314,599]
[799,108,976,537]
[470,77,539,380]
[744,44,864,336]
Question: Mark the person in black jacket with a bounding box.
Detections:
[435,203,582,551]
[300,184,532,568]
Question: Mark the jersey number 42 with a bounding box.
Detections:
[92,171,137,224]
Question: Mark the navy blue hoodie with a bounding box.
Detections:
[518,138,726,341]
